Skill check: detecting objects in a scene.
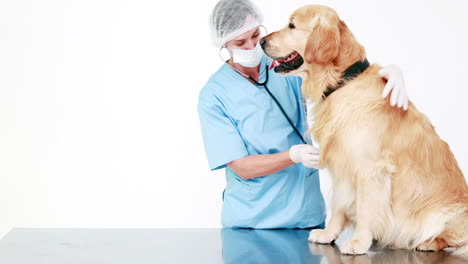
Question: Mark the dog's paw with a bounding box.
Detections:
[340,239,370,255]
[416,238,447,252]
[308,229,336,244]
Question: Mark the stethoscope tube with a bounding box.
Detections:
[249,66,307,144]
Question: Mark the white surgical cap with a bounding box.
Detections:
[209,0,264,48]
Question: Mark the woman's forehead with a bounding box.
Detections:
[231,26,260,41]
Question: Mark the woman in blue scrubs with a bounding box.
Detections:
[198,0,409,229]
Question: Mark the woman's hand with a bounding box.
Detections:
[289,144,321,169]
[379,64,409,110]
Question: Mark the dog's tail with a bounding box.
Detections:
[445,245,468,260]
[445,205,468,260]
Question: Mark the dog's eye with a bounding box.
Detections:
[289,22,295,29]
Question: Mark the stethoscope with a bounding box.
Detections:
[231,63,307,144]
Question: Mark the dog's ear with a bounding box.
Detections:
[304,17,340,64]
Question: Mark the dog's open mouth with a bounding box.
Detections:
[269,51,304,73]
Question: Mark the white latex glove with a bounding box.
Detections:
[378,64,409,110]
[289,144,320,169]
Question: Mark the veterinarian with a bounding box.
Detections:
[198,0,408,229]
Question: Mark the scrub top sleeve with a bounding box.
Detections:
[198,95,249,171]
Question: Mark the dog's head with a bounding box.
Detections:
[261,5,365,75]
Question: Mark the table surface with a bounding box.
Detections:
[0,228,466,264]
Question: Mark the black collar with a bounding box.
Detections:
[322,59,370,99]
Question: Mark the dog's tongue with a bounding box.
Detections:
[269,59,282,70]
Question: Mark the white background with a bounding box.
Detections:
[0,0,467,239]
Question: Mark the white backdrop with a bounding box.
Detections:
[0,0,467,239]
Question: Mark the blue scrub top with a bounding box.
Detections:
[198,55,326,229]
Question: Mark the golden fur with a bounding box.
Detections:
[262,5,468,256]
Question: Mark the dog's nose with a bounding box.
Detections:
[259,37,267,49]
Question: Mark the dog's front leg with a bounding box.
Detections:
[340,169,390,255]
[309,206,348,244]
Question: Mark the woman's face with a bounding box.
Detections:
[225,26,261,50]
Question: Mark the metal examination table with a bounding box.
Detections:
[0,228,465,263]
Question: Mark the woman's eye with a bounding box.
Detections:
[289,22,295,29]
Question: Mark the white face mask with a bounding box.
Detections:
[230,41,264,67]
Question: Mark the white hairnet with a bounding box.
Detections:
[209,0,264,48]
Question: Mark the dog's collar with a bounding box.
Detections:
[322,59,370,99]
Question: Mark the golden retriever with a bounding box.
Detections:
[260,4,468,256]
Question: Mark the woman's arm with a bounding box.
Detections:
[227,144,320,180]
[227,151,294,180]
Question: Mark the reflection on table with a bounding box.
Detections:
[0,228,465,264]
[221,228,468,264]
